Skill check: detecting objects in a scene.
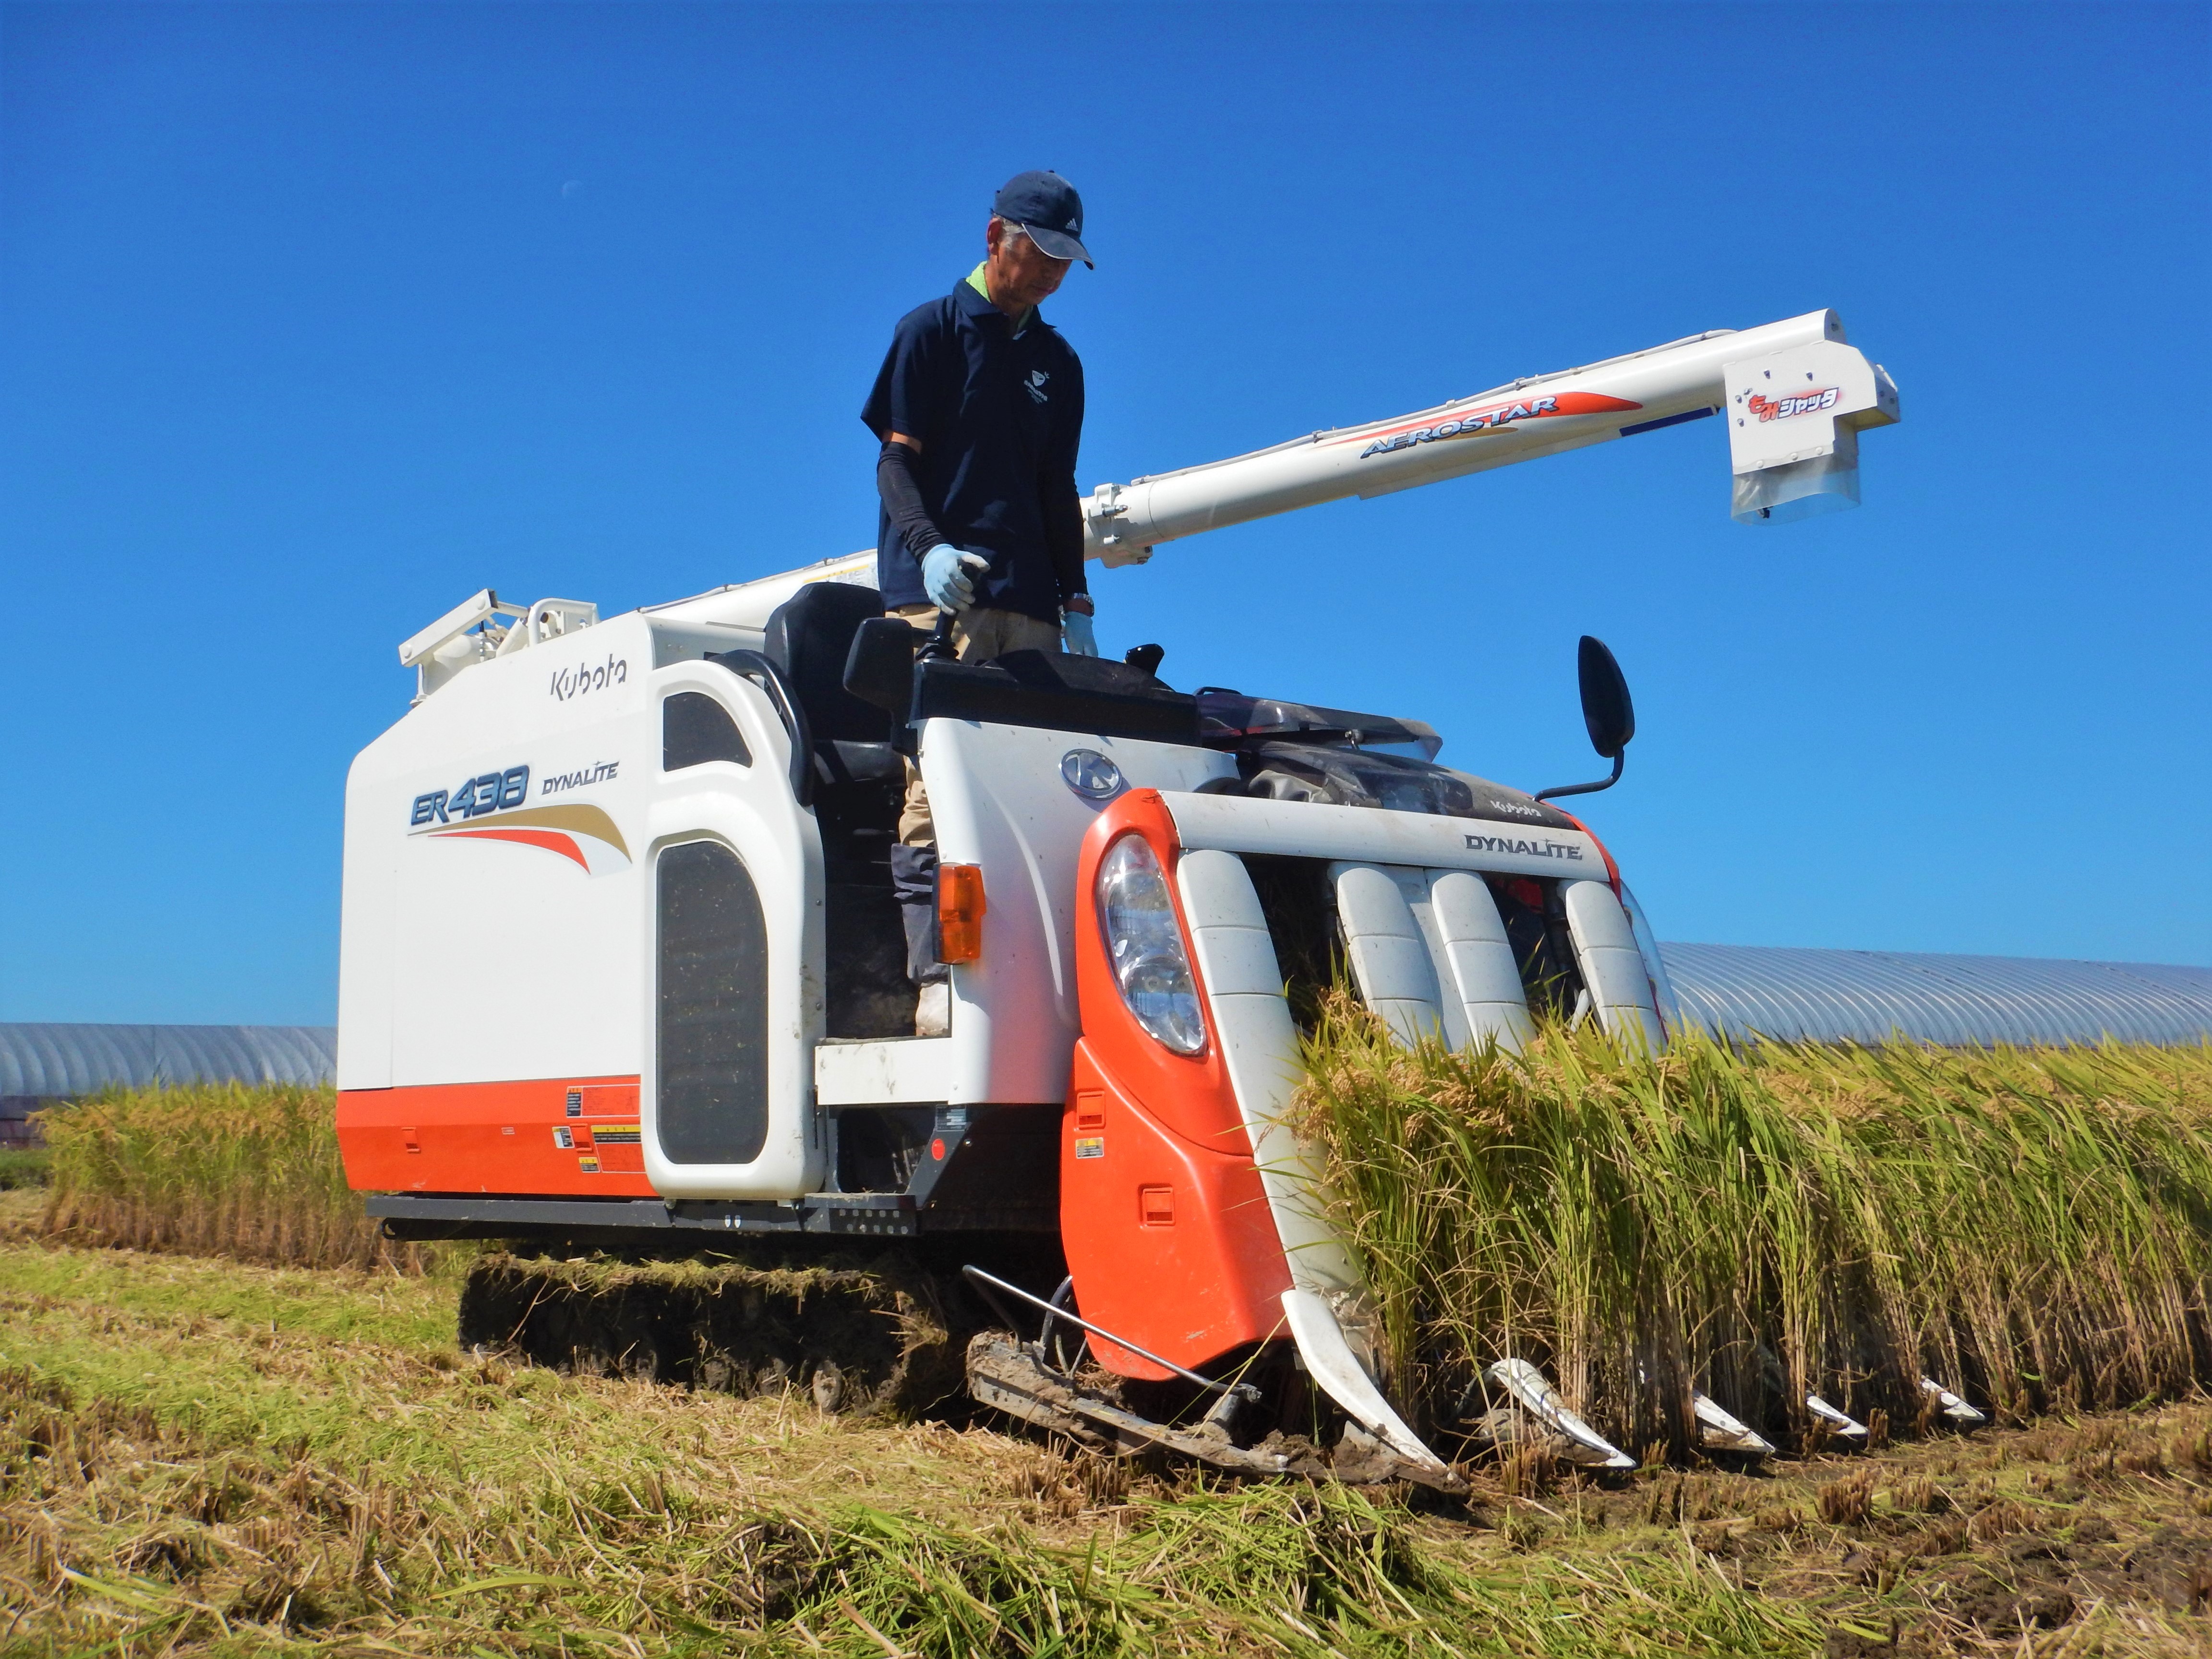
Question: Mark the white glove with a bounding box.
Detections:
[1061,609,1098,657]
[922,544,990,612]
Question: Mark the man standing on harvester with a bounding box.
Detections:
[863,169,1098,1033]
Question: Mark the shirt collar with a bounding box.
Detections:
[958,264,1035,335]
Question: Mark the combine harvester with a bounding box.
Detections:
[340,310,1904,1484]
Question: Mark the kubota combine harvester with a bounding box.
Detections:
[339,310,1910,1485]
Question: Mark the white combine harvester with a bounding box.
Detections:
[339,309,1918,1483]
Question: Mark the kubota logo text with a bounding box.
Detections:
[1747,387,1839,422]
[551,653,628,701]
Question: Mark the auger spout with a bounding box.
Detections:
[1081,310,1898,564]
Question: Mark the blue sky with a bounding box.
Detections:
[3,2,2206,1024]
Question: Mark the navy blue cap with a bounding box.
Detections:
[992,170,1092,268]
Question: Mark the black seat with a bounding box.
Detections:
[764,581,903,782]
[764,582,916,1038]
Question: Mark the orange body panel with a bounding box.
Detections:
[1060,792,1292,1380]
[337,1077,653,1196]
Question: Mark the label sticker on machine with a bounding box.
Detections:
[1348,390,1643,459]
[405,765,634,877]
[1073,1136,1105,1160]
[1463,832,1586,862]
[1747,386,1839,422]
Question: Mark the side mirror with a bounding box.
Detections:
[1536,635,1635,803]
[1577,636,1635,759]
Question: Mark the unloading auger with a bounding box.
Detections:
[340,308,1923,1482]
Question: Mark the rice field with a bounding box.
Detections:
[10,1042,2212,1654]
[2,1209,2207,1656]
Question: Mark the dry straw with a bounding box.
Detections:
[36,1082,427,1272]
[1295,1001,2212,1457]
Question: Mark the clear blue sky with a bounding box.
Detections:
[3,2,2206,1025]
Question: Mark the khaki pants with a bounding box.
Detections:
[892,603,1063,846]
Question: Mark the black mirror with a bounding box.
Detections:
[1537,635,1635,803]
[1577,635,1635,759]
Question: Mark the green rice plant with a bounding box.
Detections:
[1295,1001,2212,1455]
[0,1145,52,1190]
[36,1082,429,1272]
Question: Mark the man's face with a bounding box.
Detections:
[985,218,1072,312]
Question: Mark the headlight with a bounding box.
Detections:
[1095,834,1207,1056]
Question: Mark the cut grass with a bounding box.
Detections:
[2,1233,2207,1656]
[1297,1008,2212,1457]
[0,1237,1837,1657]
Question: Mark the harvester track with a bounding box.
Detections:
[457,1250,1465,1486]
[457,1248,971,1417]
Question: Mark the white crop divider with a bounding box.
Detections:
[1806,1393,1870,1439]
[1485,1358,1636,1469]
[1692,1391,1775,1456]
[1920,1378,1987,1425]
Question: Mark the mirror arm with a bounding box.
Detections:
[1534,749,1624,804]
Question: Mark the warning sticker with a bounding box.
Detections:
[1073,1136,1104,1160]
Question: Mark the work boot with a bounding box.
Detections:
[888,844,948,1035]
[914,982,950,1038]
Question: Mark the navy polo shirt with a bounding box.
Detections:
[862,277,1086,623]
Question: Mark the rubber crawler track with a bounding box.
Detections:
[457,1249,969,1417]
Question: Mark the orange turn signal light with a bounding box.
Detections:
[937,863,986,962]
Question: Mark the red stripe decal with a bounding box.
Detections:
[437,827,590,870]
[1334,390,1645,447]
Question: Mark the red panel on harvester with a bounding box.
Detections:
[338,1076,653,1195]
[1060,793,1292,1381]
[1060,1046,1289,1378]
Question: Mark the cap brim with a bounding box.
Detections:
[1022,224,1093,268]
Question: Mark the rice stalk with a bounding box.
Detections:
[1296,1001,2212,1454]
[35,1082,431,1272]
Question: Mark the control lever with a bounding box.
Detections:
[917,609,959,664]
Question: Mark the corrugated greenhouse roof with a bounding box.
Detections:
[4,943,2207,1098]
[1658,944,2212,1047]
[0,1024,337,1098]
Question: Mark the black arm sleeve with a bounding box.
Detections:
[1042,468,1086,607]
[1042,354,1088,605]
[876,440,946,564]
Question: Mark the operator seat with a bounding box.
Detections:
[763,579,916,1040]
[763,581,904,786]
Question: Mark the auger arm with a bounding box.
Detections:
[1082,308,1899,565]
